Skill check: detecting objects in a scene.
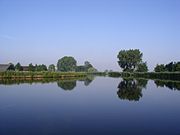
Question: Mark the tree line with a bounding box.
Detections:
[7,56,97,72]
[3,49,180,73]
[154,62,180,72]
[117,49,180,72]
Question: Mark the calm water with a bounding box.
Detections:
[0,77,180,135]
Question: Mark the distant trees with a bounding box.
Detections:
[76,66,86,72]
[88,67,98,72]
[15,62,23,71]
[154,64,166,72]
[8,63,15,70]
[28,63,47,72]
[35,64,47,71]
[57,56,77,72]
[28,63,35,71]
[2,57,97,73]
[136,62,148,72]
[84,61,93,71]
[75,61,97,72]
[48,64,55,72]
[56,57,97,72]
[117,49,148,72]
[154,62,180,72]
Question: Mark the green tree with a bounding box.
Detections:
[165,62,174,72]
[84,61,93,71]
[35,64,47,71]
[117,49,143,72]
[154,64,166,72]
[28,63,35,71]
[48,64,55,72]
[75,66,86,72]
[57,56,77,72]
[175,62,180,72]
[15,62,23,71]
[40,64,47,71]
[8,63,15,71]
[136,62,148,72]
[88,67,98,72]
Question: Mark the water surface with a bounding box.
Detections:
[0,77,180,135]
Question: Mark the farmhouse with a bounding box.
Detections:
[21,66,29,71]
[0,64,14,72]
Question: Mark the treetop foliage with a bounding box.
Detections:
[117,49,147,72]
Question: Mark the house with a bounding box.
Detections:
[0,64,14,72]
[21,66,29,71]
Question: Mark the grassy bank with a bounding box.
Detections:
[108,72,180,81]
[0,71,88,79]
[0,76,93,85]
[0,71,106,79]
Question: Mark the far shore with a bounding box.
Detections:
[0,71,180,81]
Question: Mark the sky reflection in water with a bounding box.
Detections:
[0,77,180,135]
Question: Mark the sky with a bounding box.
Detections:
[0,0,180,71]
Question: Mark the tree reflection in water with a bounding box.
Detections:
[0,75,95,91]
[57,80,77,90]
[84,75,95,86]
[57,75,95,90]
[154,80,180,91]
[117,78,148,101]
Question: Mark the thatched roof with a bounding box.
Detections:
[0,64,11,72]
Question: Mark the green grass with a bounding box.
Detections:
[108,72,180,81]
[0,71,106,79]
[0,71,88,79]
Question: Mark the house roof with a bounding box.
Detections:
[0,64,11,72]
[22,66,29,71]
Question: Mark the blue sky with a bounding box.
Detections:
[0,0,180,71]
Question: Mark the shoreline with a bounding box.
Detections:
[108,72,180,81]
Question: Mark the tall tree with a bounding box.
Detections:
[48,64,55,72]
[117,49,143,72]
[57,56,77,72]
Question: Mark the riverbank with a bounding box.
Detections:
[108,72,180,81]
[0,71,106,79]
[0,71,83,79]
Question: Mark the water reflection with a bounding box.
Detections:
[0,78,57,85]
[0,75,95,91]
[154,80,180,91]
[117,78,148,101]
[57,75,94,90]
[57,80,76,90]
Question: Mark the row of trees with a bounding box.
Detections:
[57,56,97,72]
[5,50,179,73]
[8,56,97,72]
[117,49,180,72]
[154,62,180,72]
[10,63,49,72]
